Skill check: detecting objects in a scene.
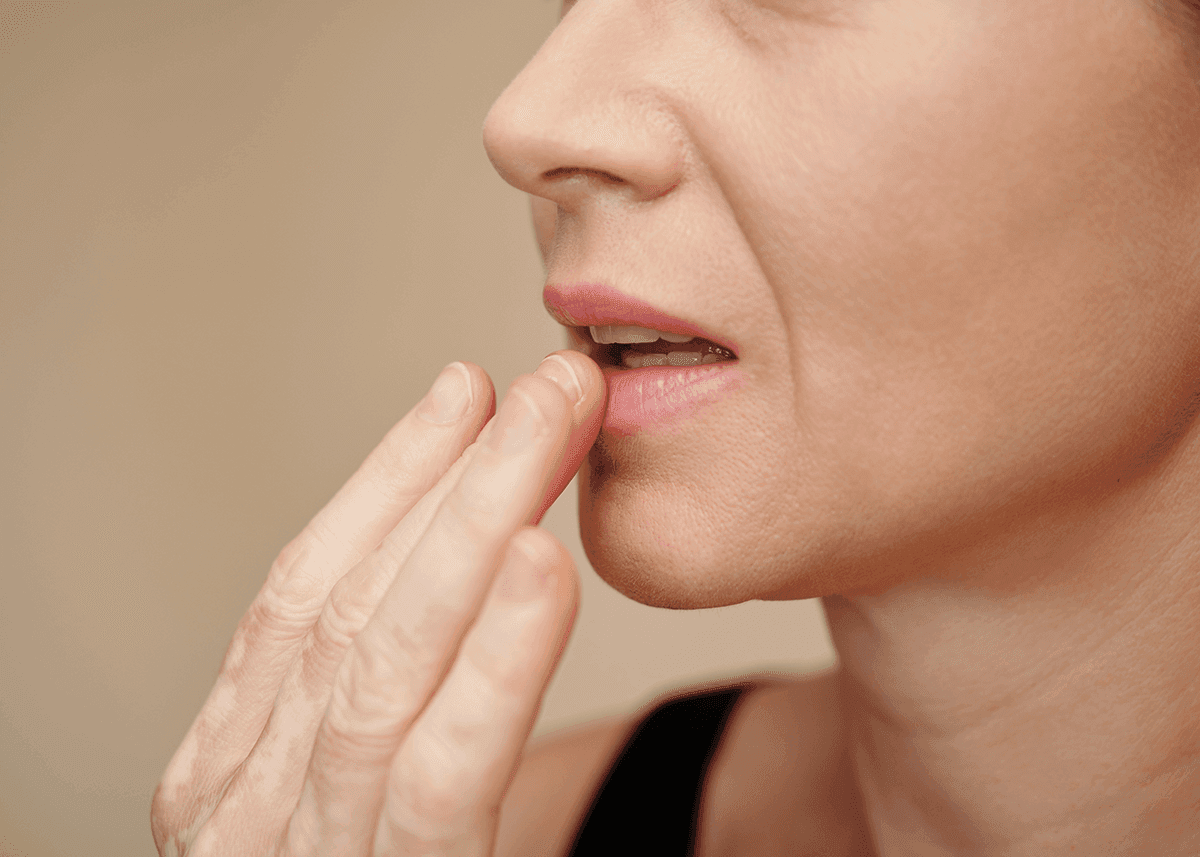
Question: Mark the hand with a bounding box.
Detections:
[151,350,606,856]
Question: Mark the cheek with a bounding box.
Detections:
[573,2,1200,602]
[616,2,1200,596]
[769,11,1186,428]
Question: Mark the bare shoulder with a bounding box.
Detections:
[494,671,841,857]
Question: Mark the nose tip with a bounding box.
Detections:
[480,18,687,209]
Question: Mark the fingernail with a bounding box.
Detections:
[488,389,545,454]
[417,362,472,425]
[536,354,584,405]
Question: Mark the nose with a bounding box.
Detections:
[481,0,686,212]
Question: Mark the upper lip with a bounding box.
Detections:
[542,282,740,359]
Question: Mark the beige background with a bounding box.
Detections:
[0,2,836,855]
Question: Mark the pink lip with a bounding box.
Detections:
[542,282,740,358]
[543,282,745,437]
[599,362,745,437]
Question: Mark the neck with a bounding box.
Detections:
[822,452,1200,856]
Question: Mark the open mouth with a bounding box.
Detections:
[578,327,739,369]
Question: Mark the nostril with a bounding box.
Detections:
[544,166,624,185]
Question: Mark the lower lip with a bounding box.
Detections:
[599,362,746,437]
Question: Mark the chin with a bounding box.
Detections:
[575,441,723,608]
[578,520,739,610]
[578,434,909,606]
[577,441,832,608]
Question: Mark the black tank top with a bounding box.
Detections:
[565,684,748,856]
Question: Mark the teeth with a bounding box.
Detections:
[624,352,670,368]
[589,324,695,345]
[622,351,729,368]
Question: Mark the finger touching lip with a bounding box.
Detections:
[530,350,606,526]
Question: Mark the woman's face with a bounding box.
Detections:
[483,0,1200,607]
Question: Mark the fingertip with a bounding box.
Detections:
[547,349,606,411]
[452,363,496,442]
[512,526,578,594]
[512,525,560,565]
[537,351,605,456]
[456,361,497,408]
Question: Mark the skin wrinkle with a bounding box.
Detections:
[482,0,1200,853]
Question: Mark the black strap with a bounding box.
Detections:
[566,684,747,857]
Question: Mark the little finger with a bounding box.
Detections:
[377,527,577,855]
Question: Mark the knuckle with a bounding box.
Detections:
[249,540,332,642]
[150,776,216,857]
[151,736,212,829]
[318,572,376,651]
[441,483,503,543]
[391,733,478,832]
[325,635,418,747]
[268,518,340,606]
[520,524,567,564]
[244,577,320,647]
[300,559,394,689]
[270,526,321,592]
[298,622,352,695]
[151,775,188,828]
[463,631,529,702]
[150,780,181,848]
[322,691,400,758]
